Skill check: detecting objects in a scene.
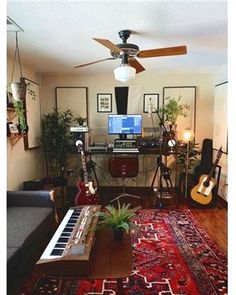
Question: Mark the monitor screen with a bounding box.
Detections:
[108,114,142,135]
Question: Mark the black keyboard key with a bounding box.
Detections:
[50,249,64,256]
[55,243,66,248]
[58,237,69,243]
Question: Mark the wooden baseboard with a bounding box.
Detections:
[217,195,228,208]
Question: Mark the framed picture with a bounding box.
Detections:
[24,78,41,150]
[163,86,196,134]
[143,93,159,113]
[97,93,112,113]
[7,122,19,135]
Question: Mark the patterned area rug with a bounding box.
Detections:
[17,209,227,295]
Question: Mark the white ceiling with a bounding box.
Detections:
[7,0,227,76]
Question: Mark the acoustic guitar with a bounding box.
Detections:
[190,147,223,205]
[74,141,100,206]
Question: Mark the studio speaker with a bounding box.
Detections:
[115,87,128,114]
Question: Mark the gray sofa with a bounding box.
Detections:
[7,190,55,294]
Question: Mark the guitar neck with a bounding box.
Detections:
[205,149,222,182]
[80,151,88,183]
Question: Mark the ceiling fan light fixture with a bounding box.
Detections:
[114,64,136,83]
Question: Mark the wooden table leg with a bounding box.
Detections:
[116,278,124,295]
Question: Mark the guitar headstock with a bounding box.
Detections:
[216,146,223,159]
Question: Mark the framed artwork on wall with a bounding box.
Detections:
[143,93,159,113]
[97,93,112,112]
[163,86,196,134]
[23,78,41,150]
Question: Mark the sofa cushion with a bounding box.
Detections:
[7,206,53,249]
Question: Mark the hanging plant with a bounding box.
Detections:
[13,100,27,134]
[10,32,27,101]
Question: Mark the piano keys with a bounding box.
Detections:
[36,205,101,276]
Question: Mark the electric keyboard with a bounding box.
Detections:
[36,205,101,276]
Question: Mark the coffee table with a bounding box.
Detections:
[56,228,133,295]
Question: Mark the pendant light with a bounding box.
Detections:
[114,53,136,83]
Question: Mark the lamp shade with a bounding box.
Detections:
[114,65,136,82]
[182,128,195,143]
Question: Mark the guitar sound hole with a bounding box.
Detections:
[203,181,209,187]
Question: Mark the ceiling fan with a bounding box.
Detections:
[73,30,187,74]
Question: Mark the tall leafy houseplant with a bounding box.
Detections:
[159,96,190,126]
[41,108,74,177]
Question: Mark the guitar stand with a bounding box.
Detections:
[151,159,175,209]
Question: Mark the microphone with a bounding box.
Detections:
[75,140,83,147]
[148,98,152,118]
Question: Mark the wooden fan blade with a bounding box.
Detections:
[137,45,187,58]
[93,38,122,54]
[73,57,115,68]
[129,58,145,74]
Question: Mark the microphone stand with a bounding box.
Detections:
[151,110,176,209]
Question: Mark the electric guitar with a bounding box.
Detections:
[190,147,223,205]
[74,142,100,206]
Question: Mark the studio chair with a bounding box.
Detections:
[108,156,141,203]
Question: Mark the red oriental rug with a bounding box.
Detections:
[17,209,227,295]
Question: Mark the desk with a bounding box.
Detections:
[53,229,132,295]
[86,148,177,187]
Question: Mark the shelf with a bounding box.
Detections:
[7,107,17,120]
[8,134,27,148]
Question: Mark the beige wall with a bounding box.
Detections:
[41,71,215,145]
[40,71,219,190]
[7,58,45,190]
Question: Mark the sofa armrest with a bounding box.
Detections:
[7,190,54,208]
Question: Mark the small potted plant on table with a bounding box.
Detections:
[96,202,140,240]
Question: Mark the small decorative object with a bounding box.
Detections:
[7,122,19,136]
[97,93,112,112]
[95,201,140,240]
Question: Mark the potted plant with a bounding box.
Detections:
[178,142,200,174]
[177,142,200,195]
[74,115,86,126]
[41,108,74,178]
[11,77,27,101]
[96,202,140,240]
[159,96,190,130]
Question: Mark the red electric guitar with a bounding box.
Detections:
[74,142,100,205]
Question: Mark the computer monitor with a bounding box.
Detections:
[108,114,142,139]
